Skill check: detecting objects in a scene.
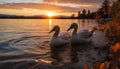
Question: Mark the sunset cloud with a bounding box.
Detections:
[0,3,98,13]
[44,0,116,5]
[0,3,76,12]
[0,0,117,16]
[0,0,43,4]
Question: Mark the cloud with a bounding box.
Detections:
[1,0,117,15]
[44,0,116,5]
[0,0,43,4]
[44,0,100,4]
[0,0,117,16]
[0,3,98,13]
[0,0,117,13]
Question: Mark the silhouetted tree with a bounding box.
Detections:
[81,9,86,19]
[87,10,91,18]
[82,9,86,16]
[111,0,120,21]
[70,13,75,19]
[111,0,120,15]
[90,12,96,19]
[102,0,110,14]
[97,0,110,18]
[78,11,81,19]
[97,8,104,17]
[88,10,90,15]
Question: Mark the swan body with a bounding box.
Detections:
[49,25,70,47]
[78,29,93,38]
[59,32,71,42]
[67,23,96,44]
[70,33,93,44]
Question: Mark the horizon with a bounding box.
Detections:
[0,0,117,16]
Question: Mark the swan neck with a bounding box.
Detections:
[91,30,94,34]
[53,30,60,37]
[72,28,77,35]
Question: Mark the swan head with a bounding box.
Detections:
[49,25,60,33]
[67,23,78,31]
[93,26,98,31]
[90,26,98,34]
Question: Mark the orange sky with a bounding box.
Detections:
[0,0,117,16]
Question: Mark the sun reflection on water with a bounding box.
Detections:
[35,59,52,64]
[49,19,52,30]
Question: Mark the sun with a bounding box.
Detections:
[47,12,56,17]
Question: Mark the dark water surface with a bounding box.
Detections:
[0,19,101,69]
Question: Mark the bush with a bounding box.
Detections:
[102,22,120,45]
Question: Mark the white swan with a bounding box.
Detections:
[67,23,97,44]
[49,25,70,47]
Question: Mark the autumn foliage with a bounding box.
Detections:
[102,22,120,45]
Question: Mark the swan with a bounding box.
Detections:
[49,25,71,64]
[49,25,70,47]
[67,23,97,44]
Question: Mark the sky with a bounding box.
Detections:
[0,0,117,16]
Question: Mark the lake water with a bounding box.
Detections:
[0,19,100,69]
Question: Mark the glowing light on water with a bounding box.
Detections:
[35,59,52,64]
[49,19,52,26]
[49,19,52,30]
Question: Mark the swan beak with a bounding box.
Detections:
[49,29,54,33]
[67,26,72,31]
[93,26,98,31]
[67,28,70,31]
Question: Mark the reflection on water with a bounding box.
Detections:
[35,59,52,64]
[77,19,94,30]
[0,19,98,69]
[49,19,52,30]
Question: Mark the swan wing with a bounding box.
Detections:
[87,35,94,42]
[50,37,68,47]
[59,32,71,42]
[71,34,93,44]
[78,29,92,38]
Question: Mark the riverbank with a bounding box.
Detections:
[89,19,120,69]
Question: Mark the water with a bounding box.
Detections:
[0,19,101,69]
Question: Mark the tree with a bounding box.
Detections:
[88,10,90,15]
[90,12,96,19]
[97,0,110,18]
[111,0,120,15]
[87,10,91,18]
[82,9,86,19]
[82,9,86,16]
[102,0,110,14]
[78,11,81,18]
[111,0,120,21]
[70,13,75,19]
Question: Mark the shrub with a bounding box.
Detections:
[102,22,120,45]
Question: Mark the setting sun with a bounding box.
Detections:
[47,12,56,17]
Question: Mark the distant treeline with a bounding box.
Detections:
[0,10,96,19]
[70,9,96,19]
[0,14,50,19]
[0,16,72,19]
